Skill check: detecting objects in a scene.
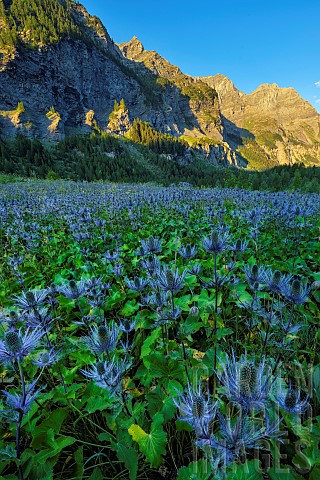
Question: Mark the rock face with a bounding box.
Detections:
[200,74,320,166]
[119,37,223,141]
[0,2,222,144]
[0,0,319,168]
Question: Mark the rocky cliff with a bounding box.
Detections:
[200,74,320,167]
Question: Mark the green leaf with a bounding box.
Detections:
[73,446,84,479]
[140,328,161,358]
[116,443,138,480]
[177,460,212,479]
[309,465,320,480]
[312,364,320,402]
[175,419,193,432]
[128,413,167,467]
[85,392,112,413]
[146,385,177,422]
[216,327,233,339]
[227,460,263,479]
[31,408,69,448]
[268,465,305,480]
[202,346,225,376]
[120,299,139,316]
[35,434,76,463]
[88,468,104,480]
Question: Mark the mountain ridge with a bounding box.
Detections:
[0,0,319,169]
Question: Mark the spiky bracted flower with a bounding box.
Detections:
[111,264,124,278]
[216,351,272,411]
[7,254,24,269]
[265,269,292,295]
[58,279,88,300]
[1,380,42,415]
[202,230,229,254]
[83,323,119,355]
[81,357,130,397]
[12,289,49,312]
[23,306,53,330]
[230,238,248,253]
[118,318,136,333]
[141,291,168,309]
[125,276,149,292]
[102,250,120,261]
[0,328,43,363]
[275,387,308,414]
[179,244,198,259]
[154,266,186,294]
[244,264,267,288]
[0,310,21,327]
[173,383,217,436]
[33,348,60,368]
[283,279,311,305]
[154,305,182,326]
[140,235,162,255]
[140,255,161,275]
[188,263,202,276]
[198,411,282,466]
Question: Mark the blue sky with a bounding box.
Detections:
[81,0,320,112]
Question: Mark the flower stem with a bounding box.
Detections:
[16,361,25,480]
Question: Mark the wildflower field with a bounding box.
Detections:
[0,181,319,480]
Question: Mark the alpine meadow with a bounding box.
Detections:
[0,1,319,480]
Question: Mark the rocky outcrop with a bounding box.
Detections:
[201,142,245,167]
[107,100,131,135]
[119,37,223,142]
[200,75,320,166]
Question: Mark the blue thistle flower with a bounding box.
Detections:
[58,279,88,300]
[265,269,292,295]
[154,306,182,326]
[178,244,198,259]
[125,276,149,292]
[244,264,267,287]
[230,238,248,253]
[84,323,119,355]
[1,380,41,415]
[102,250,120,261]
[275,387,308,414]
[0,328,43,363]
[0,310,21,326]
[154,266,186,293]
[86,276,104,290]
[81,357,130,397]
[198,411,282,466]
[188,263,202,276]
[216,351,272,411]
[140,255,161,275]
[111,264,124,278]
[24,306,53,330]
[7,254,24,268]
[173,383,217,436]
[33,348,60,368]
[12,289,49,311]
[140,235,162,254]
[283,279,311,305]
[118,318,136,333]
[81,359,114,382]
[202,230,229,254]
[141,291,168,308]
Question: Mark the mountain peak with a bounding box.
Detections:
[119,36,144,58]
[200,74,242,98]
[205,74,238,90]
[252,82,280,93]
